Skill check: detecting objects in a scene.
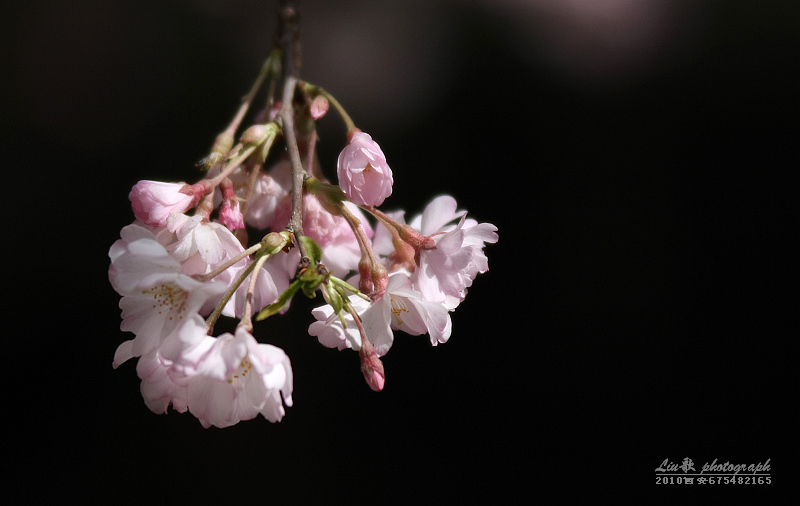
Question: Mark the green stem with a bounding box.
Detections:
[236,253,272,333]
[225,50,281,138]
[194,246,261,284]
[205,253,262,333]
[208,144,257,187]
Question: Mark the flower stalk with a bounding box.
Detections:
[201,49,281,169]
[300,82,357,135]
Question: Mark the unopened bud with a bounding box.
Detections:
[211,131,234,159]
[219,201,244,231]
[261,231,291,255]
[359,339,385,392]
[241,124,268,145]
[309,96,329,120]
[337,131,393,207]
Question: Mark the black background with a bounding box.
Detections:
[4,0,795,501]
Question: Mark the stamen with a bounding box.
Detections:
[142,283,189,320]
[228,356,254,384]
[389,294,409,326]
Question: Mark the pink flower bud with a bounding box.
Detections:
[309,96,329,120]
[359,339,385,392]
[218,180,244,231]
[130,180,197,227]
[337,132,393,207]
[219,200,244,231]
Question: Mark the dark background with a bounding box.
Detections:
[5,0,795,501]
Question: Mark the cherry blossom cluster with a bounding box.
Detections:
[109,25,497,429]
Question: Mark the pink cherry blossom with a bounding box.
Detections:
[245,171,288,229]
[130,315,293,426]
[171,326,294,428]
[309,295,373,352]
[129,180,198,227]
[109,223,227,366]
[337,132,393,206]
[166,215,245,271]
[164,214,289,318]
[380,272,452,346]
[409,196,498,306]
[309,271,452,356]
[135,348,190,415]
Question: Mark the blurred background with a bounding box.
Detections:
[4,0,795,500]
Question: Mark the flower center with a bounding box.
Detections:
[142,282,189,321]
[228,356,253,384]
[389,294,409,326]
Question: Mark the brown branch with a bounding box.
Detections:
[280,77,309,264]
[277,2,309,266]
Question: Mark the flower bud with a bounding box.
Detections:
[309,95,329,120]
[359,339,385,392]
[337,132,393,207]
[219,200,244,231]
[211,131,234,158]
[218,179,244,231]
[200,131,235,168]
[241,124,269,145]
[261,231,290,255]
